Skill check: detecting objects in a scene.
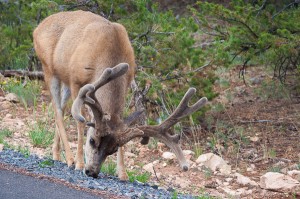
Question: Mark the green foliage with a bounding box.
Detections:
[191,1,300,84]
[17,146,30,158]
[29,120,54,148]
[0,0,64,70]
[254,79,290,100]
[39,159,54,168]
[1,78,41,109]
[127,170,151,183]
[0,128,13,144]
[100,160,117,176]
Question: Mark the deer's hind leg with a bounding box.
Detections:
[50,77,74,166]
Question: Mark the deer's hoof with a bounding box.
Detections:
[118,173,129,181]
[75,162,85,170]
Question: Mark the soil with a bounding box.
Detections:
[0,66,300,198]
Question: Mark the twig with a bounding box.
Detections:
[1,70,44,80]
[272,1,298,19]
[152,165,160,182]
[239,120,273,124]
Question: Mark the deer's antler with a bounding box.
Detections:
[116,88,208,171]
[71,63,129,130]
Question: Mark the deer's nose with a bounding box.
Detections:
[85,169,90,176]
[85,169,98,178]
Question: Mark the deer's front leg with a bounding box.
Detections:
[75,108,87,170]
[117,146,129,181]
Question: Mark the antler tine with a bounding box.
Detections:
[160,88,208,131]
[71,84,95,123]
[93,63,129,90]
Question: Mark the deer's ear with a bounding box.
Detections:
[124,110,144,126]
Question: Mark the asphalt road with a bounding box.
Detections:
[0,169,103,199]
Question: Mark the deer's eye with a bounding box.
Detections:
[90,138,95,146]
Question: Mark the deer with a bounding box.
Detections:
[33,10,208,180]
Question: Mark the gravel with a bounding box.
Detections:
[0,149,196,199]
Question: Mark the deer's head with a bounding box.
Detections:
[72,63,208,178]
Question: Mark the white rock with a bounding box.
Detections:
[174,177,191,189]
[183,150,195,156]
[220,187,244,197]
[152,160,159,165]
[0,144,4,152]
[235,173,258,186]
[287,170,300,181]
[250,136,259,142]
[125,151,136,158]
[5,93,19,103]
[0,101,12,109]
[225,177,233,182]
[142,163,155,174]
[196,153,231,175]
[162,151,176,160]
[260,172,300,193]
[162,162,167,167]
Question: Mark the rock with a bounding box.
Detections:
[287,170,300,181]
[250,136,259,142]
[235,173,258,186]
[142,163,155,174]
[162,162,167,167]
[249,76,264,85]
[0,144,4,152]
[174,177,191,189]
[260,172,300,193]
[0,101,12,109]
[183,150,195,155]
[219,187,246,197]
[5,93,19,103]
[125,152,136,158]
[162,151,176,160]
[225,177,233,182]
[0,96,5,101]
[196,153,231,175]
[4,113,13,119]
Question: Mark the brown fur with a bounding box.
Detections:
[33,10,136,180]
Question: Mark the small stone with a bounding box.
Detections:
[287,170,300,181]
[235,173,258,186]
[225,177,233,182]
[4,114,13,119]
[183,150,195,156]
[68,177,75,183]
[125,152,136,158]
[196,153,231,175]
[142,163,154,174]
[250,136,259,142]
[5,93,19,103]
[0,101,12,109]
[0,144,4,151]
[162,151,176,160]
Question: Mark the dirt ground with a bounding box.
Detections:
[0,66,300,198]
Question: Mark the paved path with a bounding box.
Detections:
[0,169,103,199]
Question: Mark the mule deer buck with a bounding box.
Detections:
[33,10,207,180]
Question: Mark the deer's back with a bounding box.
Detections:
[33,10,135,87]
